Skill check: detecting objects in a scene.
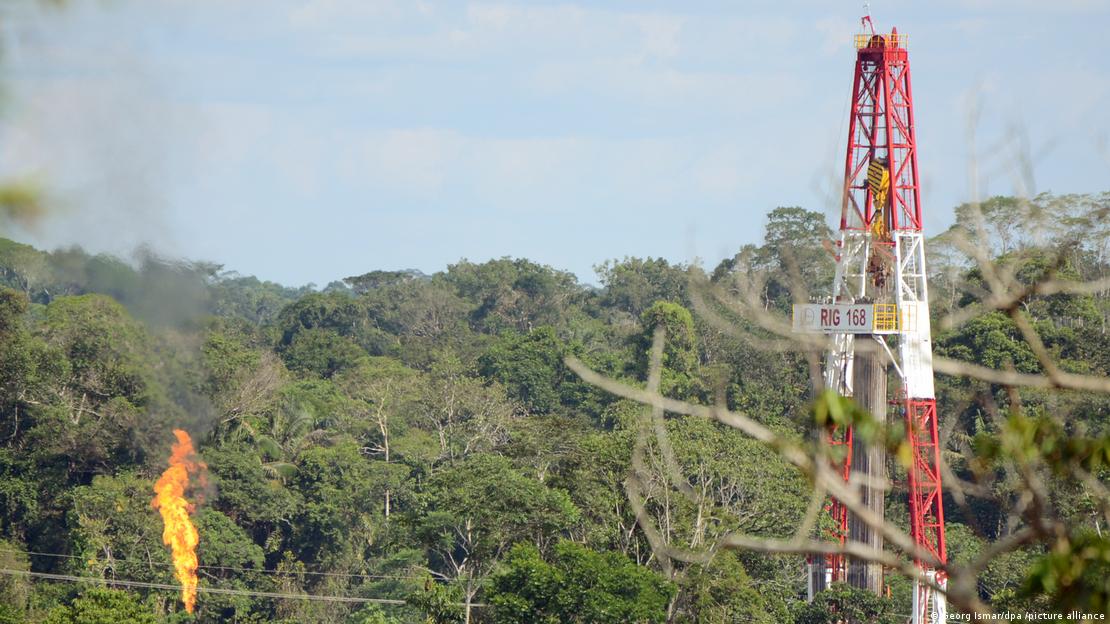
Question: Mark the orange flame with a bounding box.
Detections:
[152,429,205,613]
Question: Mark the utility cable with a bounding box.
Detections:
[0,568,403,605]
[0,548,420,581]
[0,568,487,608]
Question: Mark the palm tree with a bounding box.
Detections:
[236,401,332,483]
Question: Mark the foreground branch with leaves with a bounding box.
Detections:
[565,194,1110,621]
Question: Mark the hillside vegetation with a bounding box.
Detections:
[0,192,1107,623]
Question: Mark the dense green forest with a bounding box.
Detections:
[0,192,1107,623]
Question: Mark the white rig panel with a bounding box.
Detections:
[899,301,936,399]
[823,232,871,399]
[835,232,871,301]
[825,333,855,397]
[913,572,947,624]
[894,232,936,399]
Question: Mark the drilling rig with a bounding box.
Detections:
[792,15,947,624]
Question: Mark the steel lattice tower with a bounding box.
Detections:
[794,18,947,624]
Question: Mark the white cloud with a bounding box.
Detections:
[192,102,277,173]
[527,56,803,114]
[6,0,1106,285]
[287,0,407,30]
[951,0,1108,11]
[621,12,684,60]
[690,145,752,198]
[350,128,466,195]
[275,124,765,215]
[814,16,857,56]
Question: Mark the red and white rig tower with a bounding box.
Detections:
[793,15,947,624]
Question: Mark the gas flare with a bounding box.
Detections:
[152,429,205,613]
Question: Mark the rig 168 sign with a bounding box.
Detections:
[791,304,876,334]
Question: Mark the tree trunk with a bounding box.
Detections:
[383,435,391,518]
[846,343,887,595]
[464,578,474,624]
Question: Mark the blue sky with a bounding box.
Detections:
[0,0,1108,286]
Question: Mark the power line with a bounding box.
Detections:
[0,568,488,608]
[0,548,420,581]
[0,568,403,605]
